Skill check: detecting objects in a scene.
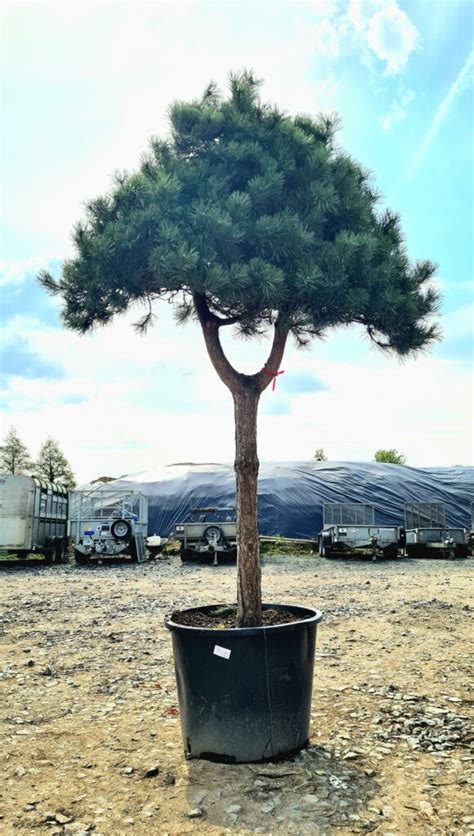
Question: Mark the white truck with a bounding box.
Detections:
[0,474,68,562]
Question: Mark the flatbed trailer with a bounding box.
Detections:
[318,503,405,560]
[173,507,237,564]
[404,502,468,559]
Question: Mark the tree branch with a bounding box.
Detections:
[193,292,288,394]
[256,322,289,393]
[192,292,244,392]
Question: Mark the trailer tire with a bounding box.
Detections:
[318,533,332,557]
[50,538,66,564]
[111,519,132,541]
[406,544,423,559]
[217,548,237,565]
[455,545,469,559]
[203,525,224,546]
[42,538,54,564]
[180,547,195,563]
[74,550,90,566]
[383,544,399,559]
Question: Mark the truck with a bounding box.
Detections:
[0,474,68,562]
[318,503,405,560]
[172,507,237,564]
[404,502,468,559]
[68,487,148,565]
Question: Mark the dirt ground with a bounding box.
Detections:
[0,555,473,836]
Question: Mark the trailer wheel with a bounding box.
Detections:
[455,545,469,559]
[406,544,423,559]
[74,550,90,566]
[42,539,54,564]
[383,544,399,559]
[111,519,132,541]
[50,538,66,564]
[318,533,332,557]
[203,525,224,547]
[217,548,237,565]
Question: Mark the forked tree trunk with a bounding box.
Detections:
[234,387,261,627]
[192,291,288,628]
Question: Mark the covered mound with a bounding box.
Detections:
[107,462,473,540]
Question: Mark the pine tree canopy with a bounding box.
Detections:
[35,437,77,487]
[0,427,33,475]
[39,71,440,356]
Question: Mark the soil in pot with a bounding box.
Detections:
[171,604,304,628]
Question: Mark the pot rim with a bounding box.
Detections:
[165,602,323,636]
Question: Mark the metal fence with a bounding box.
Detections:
[69,489,147,524]
[323,503,375,526]
[404,502,446,529]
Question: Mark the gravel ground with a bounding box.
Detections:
[0,555,473,835]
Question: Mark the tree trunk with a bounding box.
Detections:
[192,291,288,628]
[234,387,261,627]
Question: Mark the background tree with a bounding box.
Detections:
[313,448,328,461]
[35,437,76,487]
[39,72,439,626]
[0,427,33,474]
[374,449,407,465]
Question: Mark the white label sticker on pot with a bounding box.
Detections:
[213,644,231,660]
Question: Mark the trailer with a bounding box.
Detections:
[69,487,148,565]
[318,503,405,560]
[0,474,68,562]
[404,503,468,559]
[172,507,237,564]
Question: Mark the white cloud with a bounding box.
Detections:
[3,3,341,253]
[406,46,474,179]
[2,302,472,483]
[366,1,420,75]
[313,0,420,76]
[0,253,63,287]
[313,15,347,59]
[440,303,474,344]
[381,86,415,130]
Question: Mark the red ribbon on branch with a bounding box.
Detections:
[264,369,285,391]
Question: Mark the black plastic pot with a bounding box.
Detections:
[165,602,322,763]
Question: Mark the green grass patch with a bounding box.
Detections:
[259,538,316,557]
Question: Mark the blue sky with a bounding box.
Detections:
[1,0,473,482]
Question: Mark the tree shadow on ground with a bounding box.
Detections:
[185,743,380,834]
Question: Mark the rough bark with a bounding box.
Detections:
[193,291,289,626]
[234,387,261,626]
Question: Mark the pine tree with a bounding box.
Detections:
[0,427,34,474]
[374,449,406,465]
[313,449,328,461]
[39,72,439,626]
[35,437,76,487]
